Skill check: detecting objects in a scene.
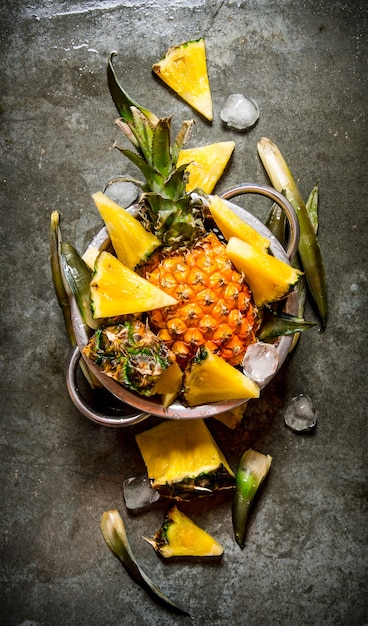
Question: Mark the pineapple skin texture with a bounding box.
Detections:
[144,232,260,369]
[135,419,235,500]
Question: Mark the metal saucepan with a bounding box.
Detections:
[66,183,300,426]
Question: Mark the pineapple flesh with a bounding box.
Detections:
[144,505,223,558]
[152,38,213,122]
[226,237,303,307]
[135,419,235,499]
[177,141,235,194]
[90,251,177,318]
[183,346,260,407]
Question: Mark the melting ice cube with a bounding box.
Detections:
[283,394,317,433]
[104,177,139,210]
[220,93,260,130]
[242,342,279,385]
[122,475,160,510]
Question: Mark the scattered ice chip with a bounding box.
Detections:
[283,394,317,433]
[123,475,160,510]
[242,342,279,385]
[220,93,259,130]
[103,177,139,210]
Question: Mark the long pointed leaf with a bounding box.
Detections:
[107,52,158,125]
[152,117,172,177]
[100,510,190,617]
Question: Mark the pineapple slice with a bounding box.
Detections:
[214,404,247,429]
[208,195,270,252]
[92,191,161,269]
[226,237,303,307]
[90,251,177,318]
[183,347,260,407]
[152,361,183,407]
[177,141,235,194]
[82,246,100,270]
[135,419,235,500]
[152,38,213,122]
[144,506,223,558]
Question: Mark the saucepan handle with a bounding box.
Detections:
[66,346,150,427]
[219,182,299,261]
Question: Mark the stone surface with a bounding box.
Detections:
[1,1,367,624]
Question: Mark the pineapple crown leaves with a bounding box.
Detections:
[114,114,195,196]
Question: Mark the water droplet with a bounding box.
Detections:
[242,342,279,385]
[283,394,317,433]
[220,93,259,130]
[122,475,160,510]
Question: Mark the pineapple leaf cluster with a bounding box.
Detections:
[108,52,207,250]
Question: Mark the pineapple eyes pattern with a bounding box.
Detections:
[145,233,259,367]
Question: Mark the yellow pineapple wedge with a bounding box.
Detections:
[208,195,270,253]
[90,251,177,318]
[152,38,213,122]
[92,191,161,269]
[183,346,260,406]
[144,505,223,558]
[152,361,183,407]
[177,141,235,193]
[135,418,235,499]
[226,237,303,308]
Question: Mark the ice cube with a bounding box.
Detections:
[242,342,279,385]
[220,93,260,130]
[283,394,317,433]
[103,177,139,210]
[122,475,160,510]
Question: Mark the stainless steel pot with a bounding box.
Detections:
[66,183,300,426]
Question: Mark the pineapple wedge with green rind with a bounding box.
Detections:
[152,38,213,122]
[135,419,235,500]
[183,346,260,407]
[144,505,223,558]
[177,141,235,193]
[90,251,177,318]
[226,237,303,308]
[92,191,161,269]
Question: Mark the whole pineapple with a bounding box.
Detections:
[105,53,259,369]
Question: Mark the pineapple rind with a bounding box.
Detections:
[226,237,303,307]
[152,38,213,122]
[147,505,223,557]
[135,419,234,499]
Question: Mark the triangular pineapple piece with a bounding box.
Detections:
[92,191,161,269]
[177,141,235,193]
[152,38,213,122]
[144,505,223,558]
[183,347,260,407]
[90,251,177,318]
[208,195,270,252]
[135,418,234,499]
[152,361,183,407]
[226,237,303,307]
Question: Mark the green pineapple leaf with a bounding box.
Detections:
[114,147,166,193]
[107,52,159,126]
[172,120,194,164]
[151,118,173,179]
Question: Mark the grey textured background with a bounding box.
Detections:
[1,1,367,624]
